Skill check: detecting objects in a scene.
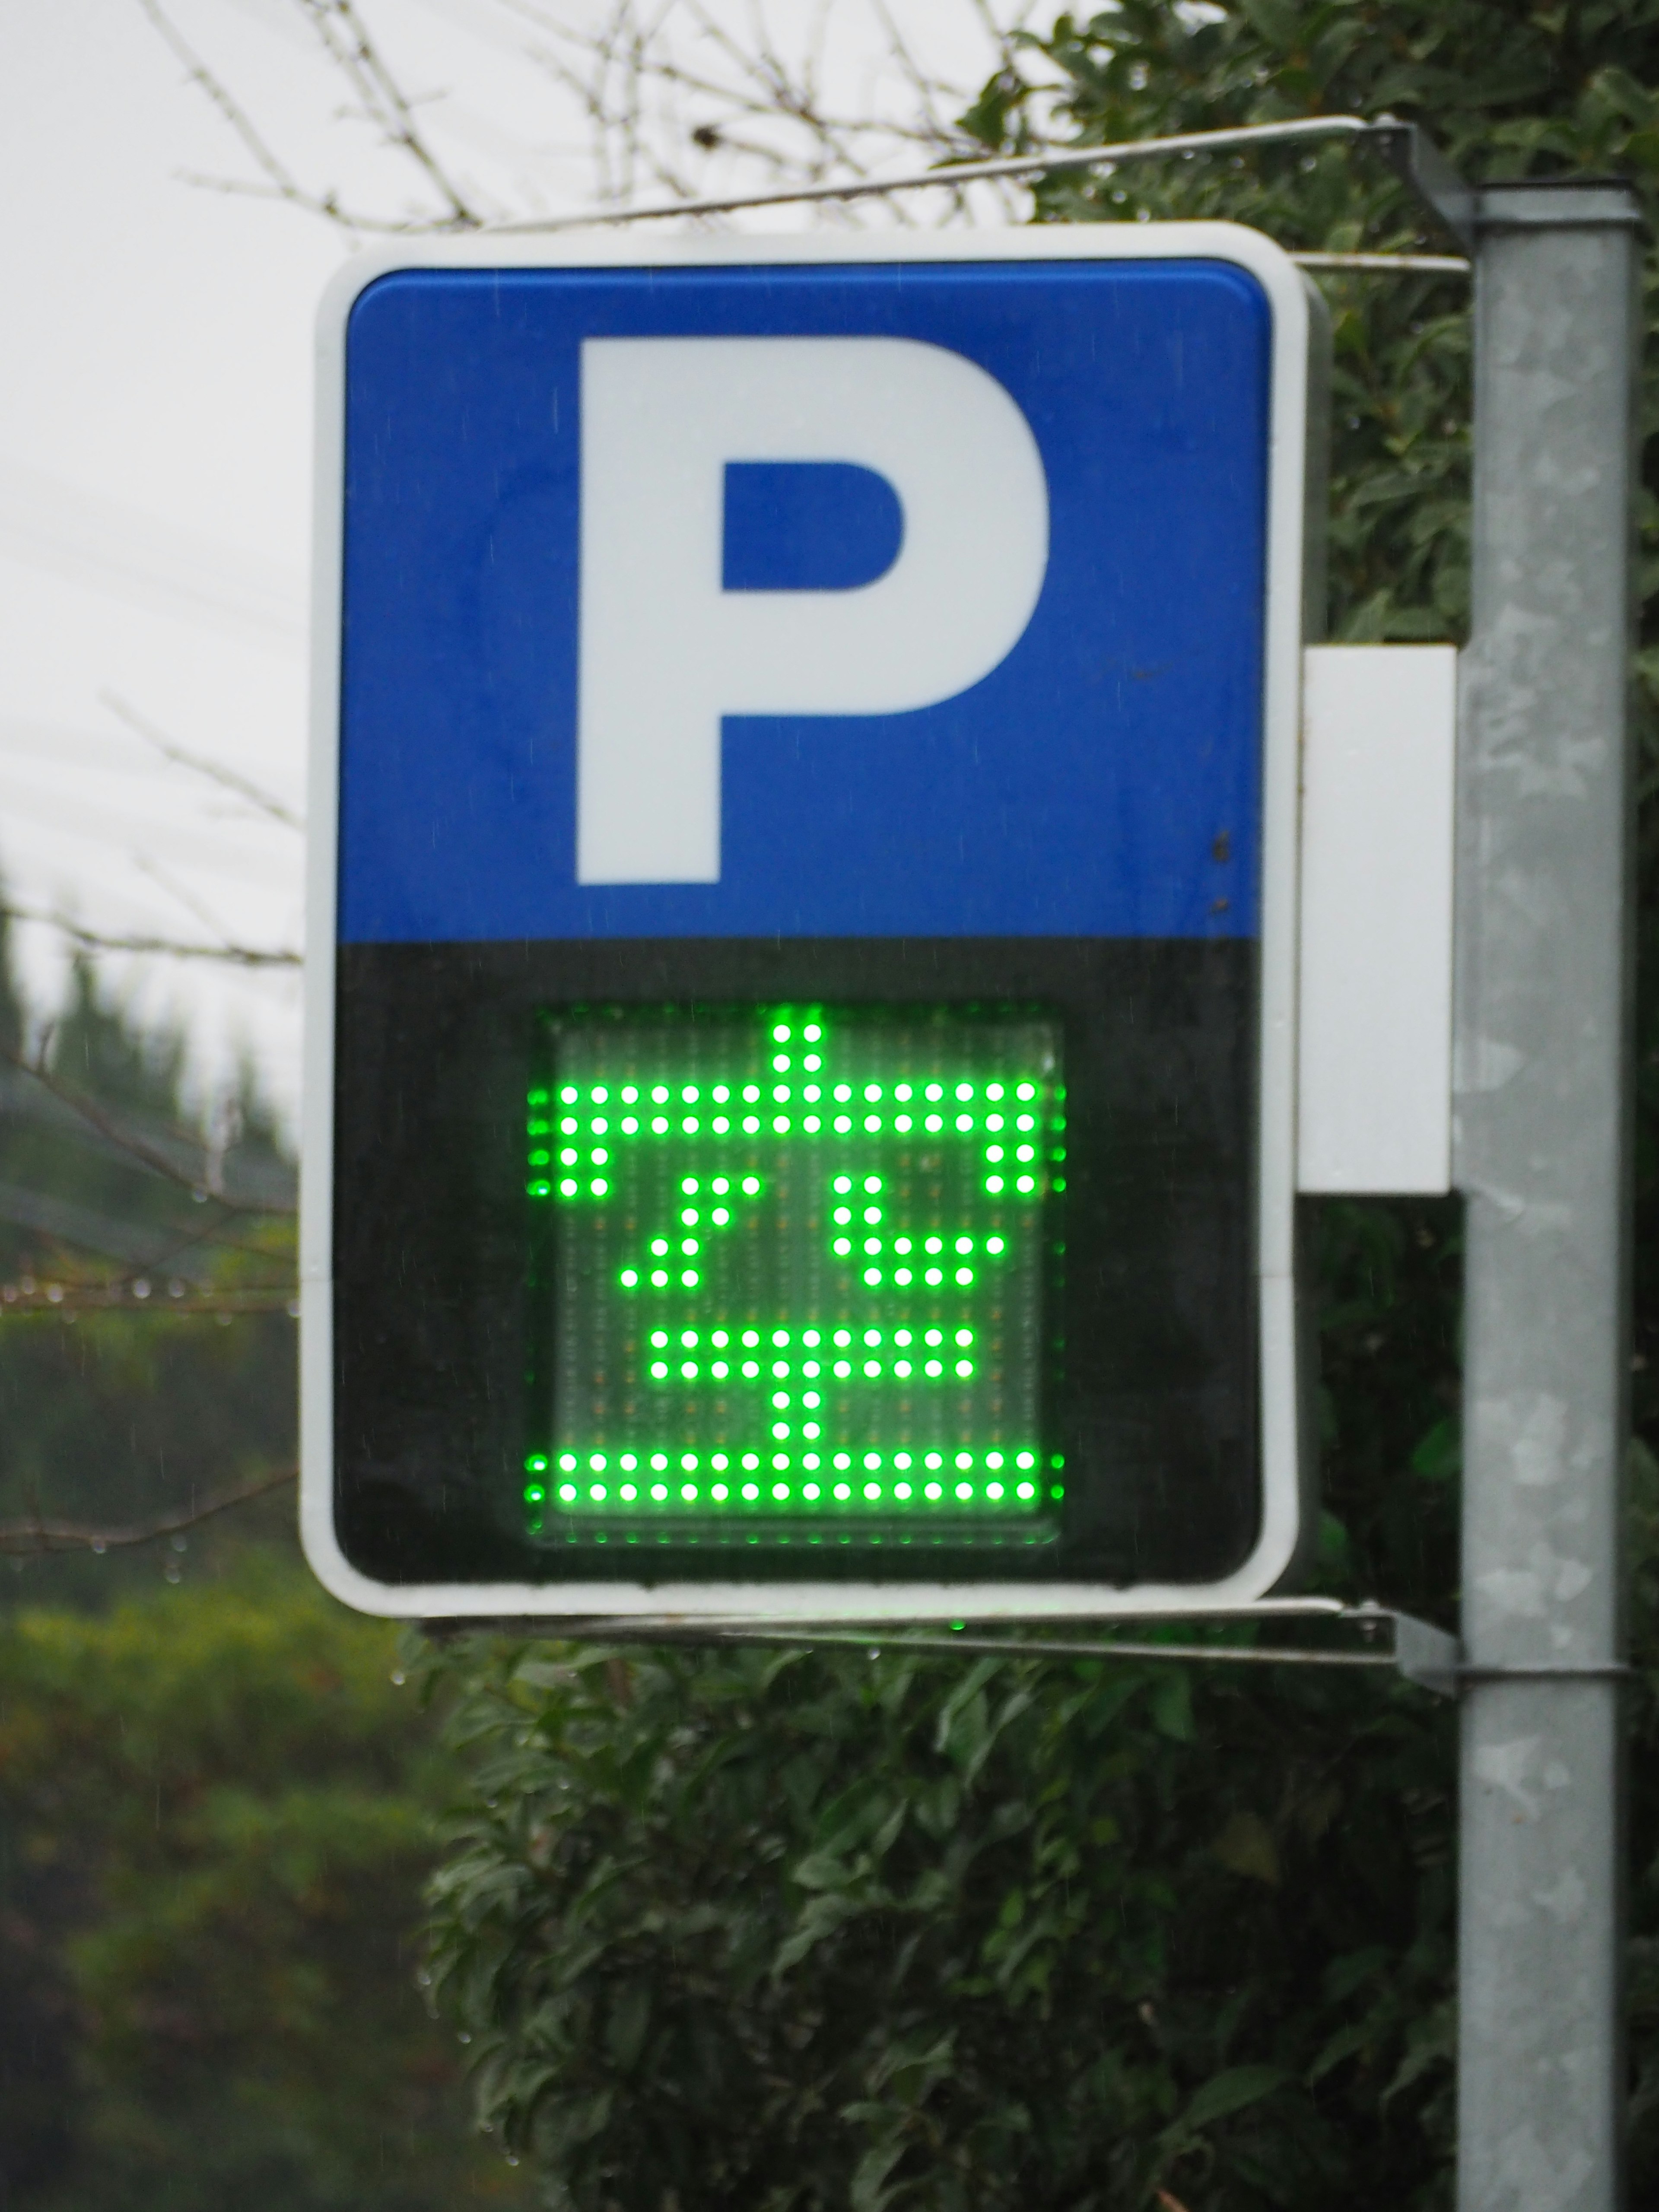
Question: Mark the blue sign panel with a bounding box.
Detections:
[338,260,1271,947]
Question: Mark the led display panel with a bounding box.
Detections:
[525,1004,1063,1544]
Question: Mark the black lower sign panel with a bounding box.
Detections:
[329,938,1259,1594]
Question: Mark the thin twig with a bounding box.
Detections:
[102,691,304,830]
[4,904,300,969]
[0,1046,296,1218]
[0,1465,297,1555]
[295,0,482,228]
[137,0,324,215]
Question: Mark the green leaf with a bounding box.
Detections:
[1173,2063,1294,2136]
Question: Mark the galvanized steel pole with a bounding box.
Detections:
[1456,182,1642,2211]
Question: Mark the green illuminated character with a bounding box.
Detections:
[525,1007,1062,1529]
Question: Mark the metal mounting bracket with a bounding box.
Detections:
[1370,118,1477,251]
[425,1599,1465,1697]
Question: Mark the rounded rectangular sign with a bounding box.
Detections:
[302,224,1316,1623]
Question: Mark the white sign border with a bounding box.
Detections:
[302,221,1313,1623]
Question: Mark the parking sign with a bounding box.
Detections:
[302,225,1320,1621]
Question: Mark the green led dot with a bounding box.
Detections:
[925,1481,943,1500]
[863,1267,882,1286]
[591,1178,609,1198]
[557,1178,577,1197]
[955,1481,973,1500]
[1050,1484,1065,1500]
[772,1023,791,1043]
[652,1482,669,1501]
[742,1176,761,1196]
[1017,1175,1036,1194]
[863,1481,882,1500]
[557,1482,577,1502]
[1017,1481,1035,1500]
[712,1482,729,1501]
[804,1023,822,1042]
[895,1481,912,1500]
[558,1086,578,1105]
[681,1483,698,1502]
[833,1481,852,1500]
[984,1175,1004,1195]
[528,1148,550,1167]
[956,1357,974,1376]
[955,1266,974,1286]
[681,1269,699,1288]
[1017,1451,1036,1469]
[986,1481,1004,1500]
[1017,1082,1037,1100]
[557,1451,577,1471]
[741,1481,760,1501]
[620,1085,639,1104]
[619,1484,637,1501]
[620,1268,639,1289]
[590,1483,607,1501]
[774,1115,791,1134]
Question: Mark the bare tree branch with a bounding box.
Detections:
[5,903,300,969]
[102,691,305,831]
[139,0,484,234]
[0,1045,296,1218]
[0,1464,296,1555]
[293,0,483,228]
[137,0,325,215]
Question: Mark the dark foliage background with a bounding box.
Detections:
[417,6,1659,2209]
[0,931,527,2209]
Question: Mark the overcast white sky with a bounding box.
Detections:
[0,0,1046,1127]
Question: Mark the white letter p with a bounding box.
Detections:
[576,337,1049,884]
